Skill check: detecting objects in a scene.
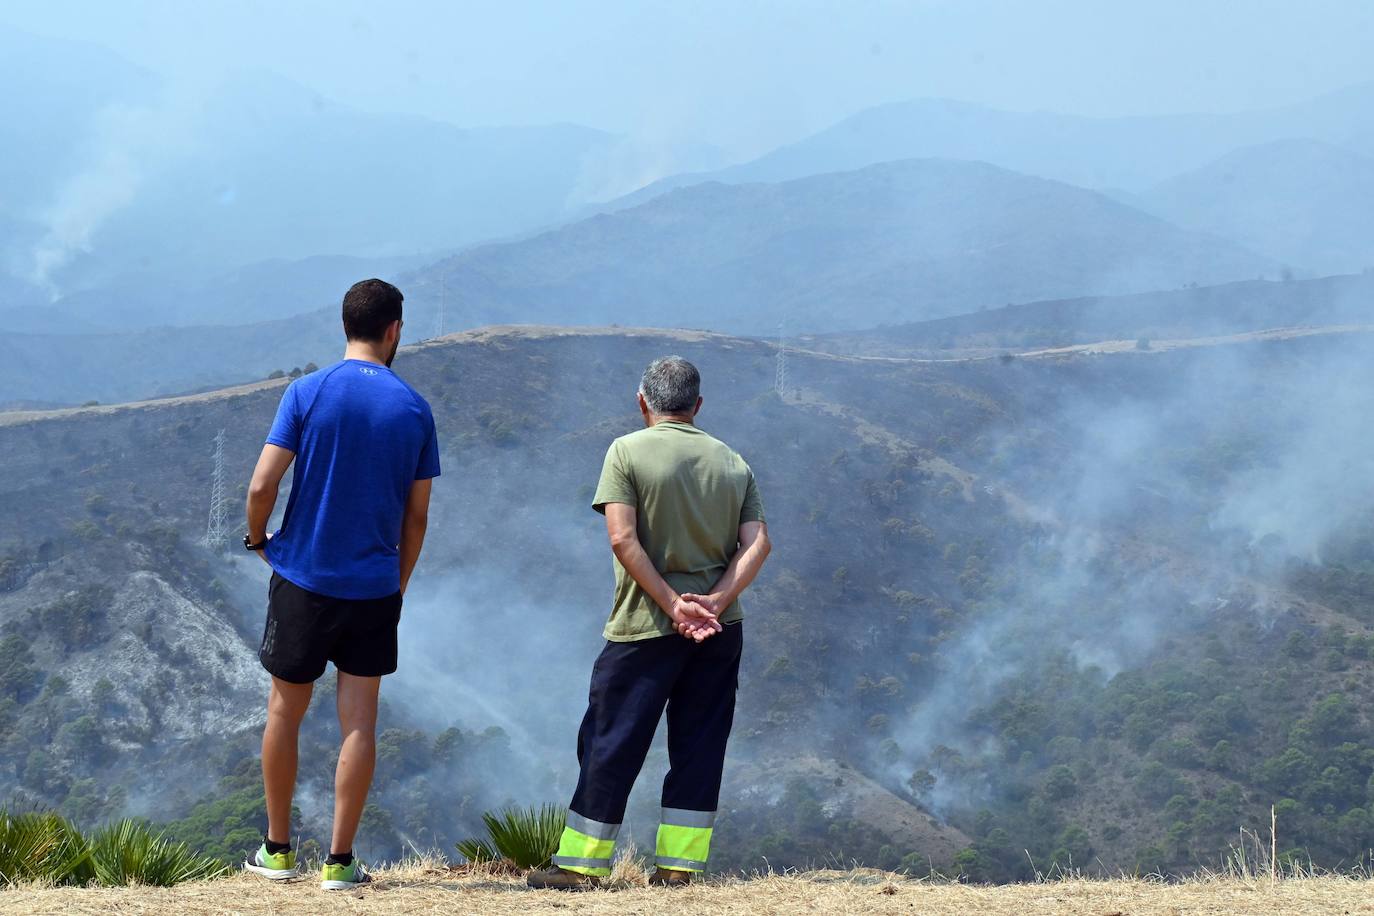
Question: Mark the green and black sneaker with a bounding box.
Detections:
[244,842,300,880]
[321,857,371,891]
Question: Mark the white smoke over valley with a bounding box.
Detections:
[883,324,1374,822]
[24,93,196,296]
[1211,341,1374,563]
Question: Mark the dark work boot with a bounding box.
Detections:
[649,867,694,887]
[526,866,603,891]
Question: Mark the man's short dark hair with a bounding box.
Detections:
[342,279,404,342]
[640,356,700,414]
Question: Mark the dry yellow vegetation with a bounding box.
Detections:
[2,863,1373,916]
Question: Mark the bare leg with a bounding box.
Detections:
[262,677,314,844]
[331,672,381,855]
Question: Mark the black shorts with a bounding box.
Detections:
[259,572,403,683]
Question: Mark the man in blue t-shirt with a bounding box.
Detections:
[241,278,440,890]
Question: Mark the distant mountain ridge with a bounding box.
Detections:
[803,272,1374,357]
[605,83,1374,210]
[405,157,1273,338]
[10,251,442,334]
[0,310,337,406]
[0,157,1284,405]
[1138,139,1374,276]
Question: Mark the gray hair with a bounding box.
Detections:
[639,356,701,415]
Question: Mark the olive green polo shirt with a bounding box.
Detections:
[592,420,765,641]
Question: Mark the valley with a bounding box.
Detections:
[1,316,1369,876]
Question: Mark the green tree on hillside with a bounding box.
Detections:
[0,635,42,702]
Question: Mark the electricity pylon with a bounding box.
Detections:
[202,429,231,548]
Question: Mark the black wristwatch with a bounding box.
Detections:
[244,534,268,551]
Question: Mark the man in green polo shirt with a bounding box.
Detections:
[528,355,771,891]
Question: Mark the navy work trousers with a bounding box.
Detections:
[568,621,743,826]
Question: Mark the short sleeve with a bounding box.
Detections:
[740,468,765,524]
[415,412,441,480]
[265,383,302,452]
[592,440,637,514]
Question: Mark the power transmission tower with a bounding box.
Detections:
[202,429,231,548]
[774,321,790,400]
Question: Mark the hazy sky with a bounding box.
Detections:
[5,0,1374,159]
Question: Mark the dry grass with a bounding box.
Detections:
[4,862,1374,916]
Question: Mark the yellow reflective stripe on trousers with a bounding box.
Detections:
[656,822,713,872]
[552,825,615,876]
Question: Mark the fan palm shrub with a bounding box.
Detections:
[454,835,500,864]
[456,804,565,869]
[88,819,229,886]
[0,810,93,886]
[0,809,227,887]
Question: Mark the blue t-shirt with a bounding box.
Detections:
[264,359,441,599]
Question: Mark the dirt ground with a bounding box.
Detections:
[3,865,1374,916]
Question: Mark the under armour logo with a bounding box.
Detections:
[359,367,379,376]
